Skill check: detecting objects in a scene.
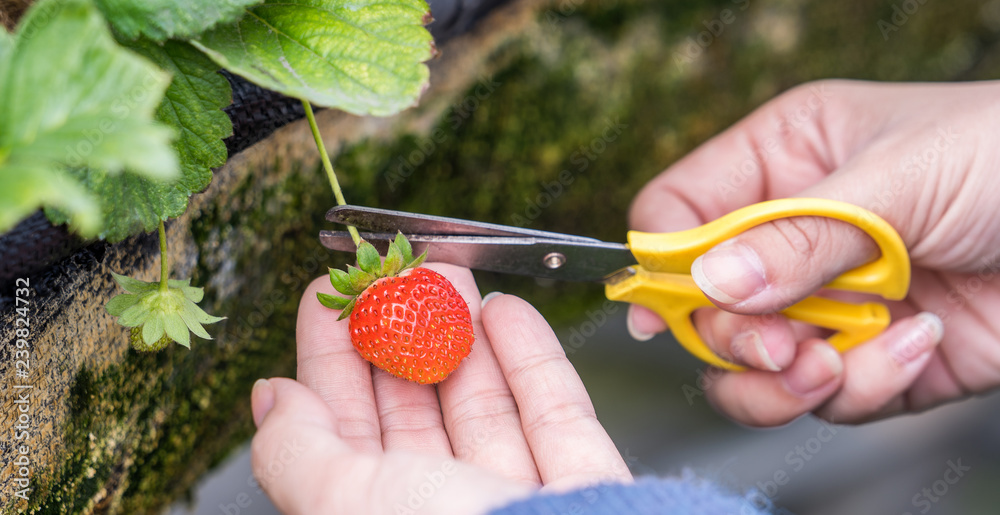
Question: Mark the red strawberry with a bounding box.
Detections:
[318,233,474,384]
[349,268,473,384]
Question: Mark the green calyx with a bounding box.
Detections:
[106,272,226,350]
[318,232,428,320]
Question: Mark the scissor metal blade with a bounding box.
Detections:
[327,205,600,243]
[319,231,637,283]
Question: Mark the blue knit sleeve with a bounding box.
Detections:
[488,473,776,515]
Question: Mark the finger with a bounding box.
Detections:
[484,295,631,491]
[628,304,819,371]
[627,81,899,316]
[814,312,944,423]
[435,281,540,485]
[629,81,861,234]
[689,215,879,314]
[372,368,452,455]
[252,378,276,428]
[252,377,357,513]
[691,120,966,314]
[706,339,844,427]
[890,269,986,410]
[642,109,964,316]
[626,304,667,341]
[252,378,529,515]
[904,352,968,412]
[297,276,382,453]
[692,309,798,371]
[372,263,480,457]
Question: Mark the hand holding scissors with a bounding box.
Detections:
[321,198,910,371]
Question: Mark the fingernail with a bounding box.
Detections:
[251,378,275,428]
[481,291,504,308]
[627,305,655,342]
[691,242,767,305]
[889,312,944,367]
[731,330,781,371]
[782,343,843,397]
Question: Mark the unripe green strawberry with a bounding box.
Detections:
[318,233,474,384]
[129,326,171,352]
[106,272,225,351]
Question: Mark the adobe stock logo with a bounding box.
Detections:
[877,0,929,41]
[385,76,502,192]
[561,300,620,355]
[510,117,627,227]
[392,460,459,515]
[673,0,751,70]
[902,458,971,515]
[744,419,839,513]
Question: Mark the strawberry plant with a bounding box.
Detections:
[0,0,434,350]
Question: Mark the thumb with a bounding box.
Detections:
[250,377,361,513]
[691,207,880,314]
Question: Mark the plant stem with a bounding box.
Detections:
[158,220,168,292]
[302,99,361,246]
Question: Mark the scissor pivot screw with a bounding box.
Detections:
[543,252,566,269]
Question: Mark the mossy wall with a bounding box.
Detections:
[2,0,998,512]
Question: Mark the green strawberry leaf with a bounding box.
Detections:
[143,314,166,344]
[356,240,382,276]
[163,313,191,348]
[337,298,357,321]
[105,293,140,316]
[179,308,212,339]
[317,292,351,310]
[321,233,426,319]
[47,39,233,242]
[94,0,262,41]
[0,0,177,236]
[0,164,101,234]
[394,232,413,261]
[382,240,404,276]
[192,0,435,116]
[188,301,226,324]
[167,279,205,302]
[112,271,159,293]
[407,248,428,270]
[118,302,152,327]
[348,265,375,292]
[0,29,10,60]
[127,39,233,189]
[176,284,205,303]
[328,267,355,296]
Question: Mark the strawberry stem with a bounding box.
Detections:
[301,99,361,247]
[158,219,168,293]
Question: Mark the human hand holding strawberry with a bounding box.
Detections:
[249,264,631,514]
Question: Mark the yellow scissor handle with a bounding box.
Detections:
[605,198,910,371]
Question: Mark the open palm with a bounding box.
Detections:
[250,264,631,514]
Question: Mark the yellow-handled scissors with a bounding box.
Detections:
[320,199,910,371]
